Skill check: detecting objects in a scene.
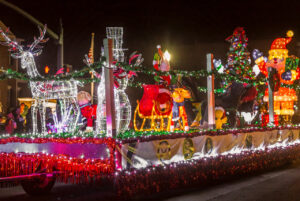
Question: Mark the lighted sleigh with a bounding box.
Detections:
[134,85,173,131]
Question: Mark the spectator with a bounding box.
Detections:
[14,108,25,133]
[0,114,6,133]
[5,112,16,134]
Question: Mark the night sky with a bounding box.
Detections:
[0,0,299,72]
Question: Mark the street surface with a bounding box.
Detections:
[1,160,300,201]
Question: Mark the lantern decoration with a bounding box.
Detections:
[44,65,50,74]
[253,30,299,124]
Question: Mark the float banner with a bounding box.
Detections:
[121,129,299,169]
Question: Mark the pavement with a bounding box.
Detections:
[1,160,300,201]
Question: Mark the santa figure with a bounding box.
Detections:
[253,30,299,124]
[77,91,97,132]
[153,45,171,85]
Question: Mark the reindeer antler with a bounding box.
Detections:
[28,25,49,56]
[0,27,23,58]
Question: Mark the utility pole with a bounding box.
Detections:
[57,19,63,69]
[0,0,64,68]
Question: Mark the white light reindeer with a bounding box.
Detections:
[0,25,80,134]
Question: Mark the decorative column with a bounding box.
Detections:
[268,66,274,125]
[207,53,215,129]
[103,38,116,138]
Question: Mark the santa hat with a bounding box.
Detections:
[157,44,164,58]
[215,107,225,114]
[270,30,293,50]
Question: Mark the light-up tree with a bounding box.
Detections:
[225,27,254,80]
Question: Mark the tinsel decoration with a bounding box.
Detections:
[0,136,115,145]
[0,137,116,186]
[0,152,114,185]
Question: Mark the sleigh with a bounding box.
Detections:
[134,85,173,131]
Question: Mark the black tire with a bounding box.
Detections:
[21,174,56,196]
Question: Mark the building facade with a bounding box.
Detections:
[0,20,25,114]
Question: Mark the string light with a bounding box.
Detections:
[0,25,80,134]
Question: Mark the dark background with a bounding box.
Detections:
[0,0,299,72]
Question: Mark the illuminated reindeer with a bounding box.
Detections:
[0,25,80,134]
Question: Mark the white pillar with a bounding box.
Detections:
[207,53,215,128]
[103,38,116,137]
[268,67,274,125]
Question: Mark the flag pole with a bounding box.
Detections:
[89,33,95,104]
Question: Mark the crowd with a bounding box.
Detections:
[0,103,31,135]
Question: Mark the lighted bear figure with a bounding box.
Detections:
[253,30,299,124]
[170,88,191,132]
[215,107,227,129]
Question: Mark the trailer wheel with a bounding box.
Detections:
[21,174,56,196]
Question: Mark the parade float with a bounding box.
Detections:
[0,25,300,199]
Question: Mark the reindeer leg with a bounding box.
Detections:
[39,100,47,135]
[65,98,76,133]
[71,97,80,133]
[31,100,38,134]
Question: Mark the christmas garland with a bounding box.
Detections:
[0,59,266,87]
[128,81,227,94]
[117,125,299,143]
[0,125,298,144]
[0,61,104,82]
[4,59,300,92]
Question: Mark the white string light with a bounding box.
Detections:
[0,25,80,134]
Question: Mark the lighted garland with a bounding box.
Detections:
[1,124,299,144]
[0,59,267,88]
[0,61,104,83]
[128,81,227,94]
[119,62,266,86]
[117,124,300,143]
[281,83,300,91]
[5,59,300,92]
[115,142,300,198]
[0,132,106,142]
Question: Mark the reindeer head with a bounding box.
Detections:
[0,25,48,69]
